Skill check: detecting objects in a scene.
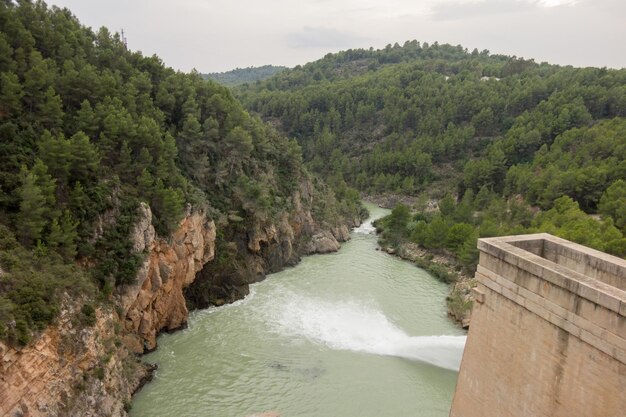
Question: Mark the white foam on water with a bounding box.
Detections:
[267,294,466,371]
[353,219,377,235]
[196,285,258,319]
[353,204,388,235]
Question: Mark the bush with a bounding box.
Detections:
[0,227,93,345]
[81,303,97,326]
[427,263,456,284]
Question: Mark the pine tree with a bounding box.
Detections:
[0,33,16,73]
[117,140,133,178]
[137,168,154,193]
[152,179,184,234]
[47,210,78,259]
[16,167,47,245]
[74,100,98,139]
[599,180,626,232]
[38,130,71,183]
[22,51,50,112]
[38,86,64,132]
[0,72,23,119]
[176,114,202,176]
[69,131,100,183]
[69,181,89,220]
[30,158,58,221]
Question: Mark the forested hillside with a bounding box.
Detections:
[0,1,359,346]
[238,41,626,265]
[203,65,287,87]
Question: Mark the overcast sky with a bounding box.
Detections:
[48,0,626,72]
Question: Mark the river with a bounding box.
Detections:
[131,203,466,417]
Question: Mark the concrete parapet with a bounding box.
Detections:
[450,233,626,417]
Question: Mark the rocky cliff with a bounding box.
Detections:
[118,203,216,353]
[0,206,216,417]
[0,302,151,417]
[184,182,360,309]
[0,188,360,417]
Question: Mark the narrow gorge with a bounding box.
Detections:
[131,203,466,417]
[1,2,624,416]
[0,179,361,417]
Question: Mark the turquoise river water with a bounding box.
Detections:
[131,203,466,417]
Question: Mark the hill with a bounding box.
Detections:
[0,1,360,346]
[238,41,626,265]
[203,65,287,87]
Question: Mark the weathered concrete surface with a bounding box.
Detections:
[450,233,626,417]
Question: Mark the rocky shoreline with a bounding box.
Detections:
[379,241,475,328]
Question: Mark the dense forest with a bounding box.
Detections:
[238,41,626,267]
[0,1,359,346]
[1,0,625,349]
[203,65,287,87]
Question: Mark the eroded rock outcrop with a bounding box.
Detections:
[119,203,216,353]
[304,230,341,254]
[0,205,217,417]
[185,182,361,309]
[0,303,151,417]
[0,189,360,417]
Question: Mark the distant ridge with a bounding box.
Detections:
[203,65,288,86]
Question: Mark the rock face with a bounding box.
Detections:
[0,303,151,417]
[119,203,216,353]
[0,189,359,417]
[0,205,217,417]
[185,182,360,308]
[304,230,341,254]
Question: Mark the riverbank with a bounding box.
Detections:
[378,241,475,328]
[131,202,464,417]
[361,194,419,210]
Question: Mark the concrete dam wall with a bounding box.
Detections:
[450,233,626,417]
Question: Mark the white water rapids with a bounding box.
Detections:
[269,294,466,371]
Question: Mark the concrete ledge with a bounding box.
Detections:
[476,234,626,364]
[478,234,626,315]
[451,233,626,417]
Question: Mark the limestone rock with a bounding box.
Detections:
[119,207,216,353]
[332,224,351,242]
[186,178,363,310]
[248,223,279,253]
[304,231,341,254]
[0,302,153,417]
[130,202,156,253]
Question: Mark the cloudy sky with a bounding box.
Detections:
[49,0,626,72]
